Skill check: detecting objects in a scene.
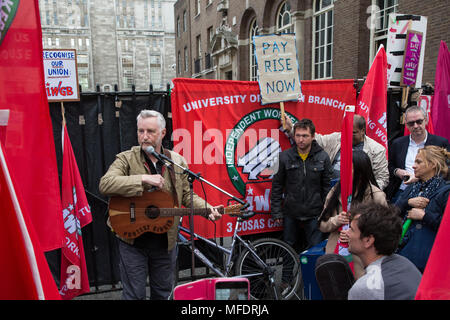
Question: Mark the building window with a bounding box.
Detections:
[177,51,181,74]
[276,1,293,34]
[195,35,202,73]
[313,0,334,79]
[77,53,90,91]
[177,16,180,37]
[184,47,189,72]
[183,10,187,32]
[195,0,201,16]
[249,18,259,81]
[370,0,398,61]
[150,54,162,89]
[121,54,134,90]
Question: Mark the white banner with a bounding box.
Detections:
[43,49,80,101]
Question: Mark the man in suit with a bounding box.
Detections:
[386,106,450,201]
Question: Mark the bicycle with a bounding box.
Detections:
[174,211,303,300]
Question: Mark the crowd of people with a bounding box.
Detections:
[99,106,449,300]
[276,107,450,299]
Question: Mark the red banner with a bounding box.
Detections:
[0,143,60,300]
[431,41,450,141]
[356,46,388,156]
[171,78,356,238]
[0,0,64,251]
[415,198,450,299]
[59,124,92,299]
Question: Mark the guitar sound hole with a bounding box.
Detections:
[145,206,159,219]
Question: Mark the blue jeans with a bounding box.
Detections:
[117,239,176,300]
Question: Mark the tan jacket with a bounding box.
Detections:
[315,132,389,190]
[318,183,387,279]
[99,146,211,251]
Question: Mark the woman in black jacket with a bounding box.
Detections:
[395,145,450,272]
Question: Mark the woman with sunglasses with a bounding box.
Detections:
[395,145,450,272]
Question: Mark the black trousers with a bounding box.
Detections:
[117,239,176,300]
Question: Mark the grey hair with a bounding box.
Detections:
[405,105,427,120]
[136,109,166,129]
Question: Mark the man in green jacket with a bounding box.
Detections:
[100,109,222,300]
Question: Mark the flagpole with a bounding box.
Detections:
[280,101,286,130]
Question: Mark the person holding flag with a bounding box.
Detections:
[318,150,387,279]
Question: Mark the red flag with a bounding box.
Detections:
[0,143,60,300]
[356,46,388,156]
[334,106,354,271]
[0,0,64,251]
[431,41,450,141]
[59,124,92,299]
[415,198,450,299]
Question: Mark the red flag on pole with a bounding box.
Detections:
[431,41,450,141]
[59,123,92,299]
[0,142,60,300]
[0,0,64,251]
[356,46,388,156]
[415,198,450,299]
[334,106,354,271]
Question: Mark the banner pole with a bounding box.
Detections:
[280,101,286,130]
[61,102,66,127]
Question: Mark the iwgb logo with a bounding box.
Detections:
[225,107,296,197]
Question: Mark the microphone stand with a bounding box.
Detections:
[157,152,246,278]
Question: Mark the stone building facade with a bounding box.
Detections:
[174,0,449,85]
[39,0,177,92]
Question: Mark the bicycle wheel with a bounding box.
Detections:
[234,238,302,300]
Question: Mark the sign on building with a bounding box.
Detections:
[253,34,302,105]
[43,49,80,101]
[386,14,427,89]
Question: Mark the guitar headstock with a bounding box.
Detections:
[224,204,246,216]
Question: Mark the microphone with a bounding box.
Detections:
[144,145,173,170]
[144,145,164,162]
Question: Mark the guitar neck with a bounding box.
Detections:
[158,207,222,217]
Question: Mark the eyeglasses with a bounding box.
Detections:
[406,119,425,127]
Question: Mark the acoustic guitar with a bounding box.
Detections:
[108,189,244,239]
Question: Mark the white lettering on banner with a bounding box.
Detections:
[182,95,247,112]
[181,94,348,113]
[367,116,388,143]
[246,189,271,211]
[308,95,346,110]
[66,265,81,290]
[65,236,80,258]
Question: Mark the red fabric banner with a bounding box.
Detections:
[0,143,60,300]
[415,198,450,299]
[356,46,388,156]
[334,107,354,271]
[0,0,64,251]
[171,78,356,238]
[59,124,92,299]
[431,41,450,141]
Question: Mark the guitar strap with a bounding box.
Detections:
[163,149,180,208]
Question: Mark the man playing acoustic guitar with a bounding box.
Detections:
[99,109,222,300]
